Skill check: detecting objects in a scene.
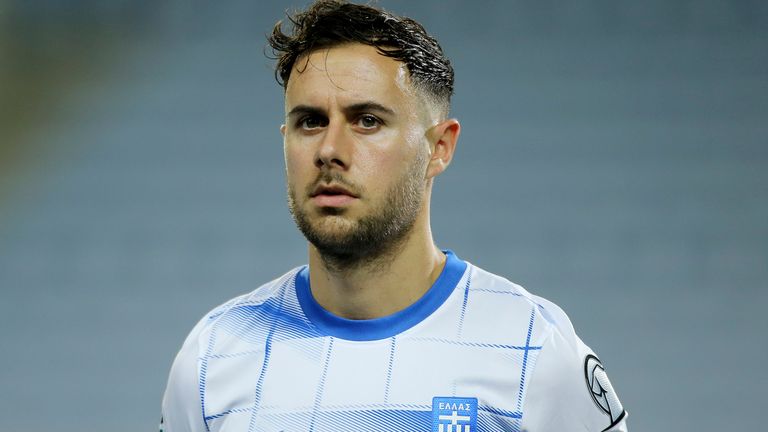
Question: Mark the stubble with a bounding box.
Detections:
[288,150,428,273]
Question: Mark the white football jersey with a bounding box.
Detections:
[161,251,627,432]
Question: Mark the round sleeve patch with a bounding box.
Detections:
[584,354,626,430]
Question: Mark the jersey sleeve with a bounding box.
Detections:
[161,317,209,432]
[520,300,628,432]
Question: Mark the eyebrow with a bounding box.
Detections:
[344,102,396,117]
[286,105,323,122]
[286,102,396,119]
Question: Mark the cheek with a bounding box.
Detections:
[356,146,398,177]
[357,145,416,193]
[284,144,310,180]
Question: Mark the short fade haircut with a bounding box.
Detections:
[268,0,454,114]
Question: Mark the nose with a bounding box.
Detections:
[315,119,349,170]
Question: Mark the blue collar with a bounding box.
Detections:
[295,250,467,341]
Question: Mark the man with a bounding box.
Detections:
[161,1,628,431]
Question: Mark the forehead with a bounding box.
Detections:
[284,43,415,110]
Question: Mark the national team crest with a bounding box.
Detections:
[432,397,477,432]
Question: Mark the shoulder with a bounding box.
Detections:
[467,264,628,431]
[465,264,580,347]
[187,267,302,341]
[160,267,303,432]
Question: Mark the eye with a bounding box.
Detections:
[298,116,327,130]
[356,114,382,130]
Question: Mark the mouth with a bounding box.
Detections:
[309,183,359,207]
[310,183,359,198]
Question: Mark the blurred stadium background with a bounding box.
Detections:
[0,1,766,431]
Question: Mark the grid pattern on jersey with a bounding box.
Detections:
[196,264,547,432]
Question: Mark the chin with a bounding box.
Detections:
[310,215,359,238]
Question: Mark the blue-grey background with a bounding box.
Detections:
[1,1,766,431]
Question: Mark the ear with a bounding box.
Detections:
[280,124,286,136]
[426,119,460,179]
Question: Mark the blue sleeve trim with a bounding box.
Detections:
[295,250,468,341]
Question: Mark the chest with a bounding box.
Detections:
[200,332,536,432]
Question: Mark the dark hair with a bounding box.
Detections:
[268,0,454,112]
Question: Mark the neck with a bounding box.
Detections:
[307,215,446,320]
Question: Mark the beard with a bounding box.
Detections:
[287,151,427,272]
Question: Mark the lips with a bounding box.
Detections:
[310,183,358,207]
[310,184,358,198]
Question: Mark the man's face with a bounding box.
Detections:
[282,43,433,265]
